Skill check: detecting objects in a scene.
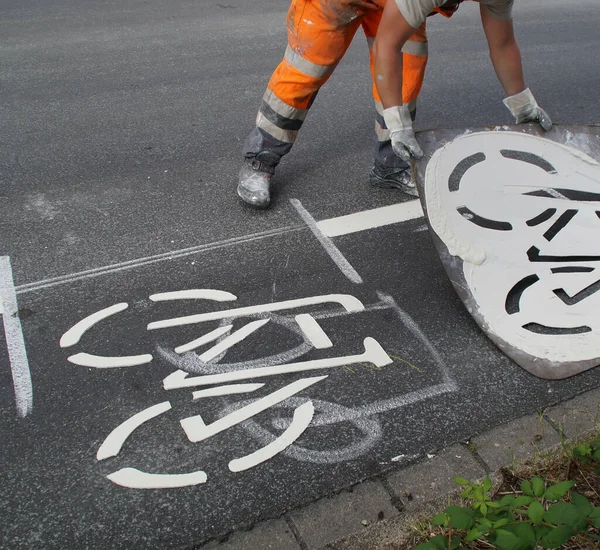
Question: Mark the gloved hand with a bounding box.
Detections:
[503,88,552,131]
[383,105,424,163]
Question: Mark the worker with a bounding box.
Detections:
[237,0,550,208]
[372,0,551,164]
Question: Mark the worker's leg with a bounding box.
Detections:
[239,0,362,207]
[363,12,428,195]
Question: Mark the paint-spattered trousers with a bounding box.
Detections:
[242,0,429,169]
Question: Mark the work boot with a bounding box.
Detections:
[237,152,279,208]
[369,160,418,197]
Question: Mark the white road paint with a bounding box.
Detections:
[232,292,459,464]
[149,289,237,302]
[106,468,207,489]
[229,401,314,472]
[163,337,392,390]
[391,454,420,462]
[60,303,128,348]
[16,201,425,296]
[0,256,33,418]
[68,352,153,368]
[295,314,333,349]
[16,225,305,295]
[198,319,269,362]
[148,294,365,330]
[192,384,264,400]
[97,401,172,460]
[180,376,325,443]
[425,131,600,365]
[290,199,363,284]
[317,200,424,237]
[174,325,233,354]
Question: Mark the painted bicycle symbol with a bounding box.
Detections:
[60,289,456,489]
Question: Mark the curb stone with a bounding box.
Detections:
[198,386,600,550]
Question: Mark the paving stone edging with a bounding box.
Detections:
[200,387,600,550]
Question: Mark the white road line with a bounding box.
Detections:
[15,225,304,295]
[107,468,207,489]
[0,256,33,418]
[198,319,269,362]
[228,401,314,472]
[162,337,392,389]
[180,376,326,443]
[150,289,237,302]
[60,302,128,348]
[147,294,365,330]
[317,200,424,237]
[67,352,154,368]
[175,325,233,354]
[295,314,333,349]
[14,203,424,295]
[290,199,363,284]
[97,401,172,460]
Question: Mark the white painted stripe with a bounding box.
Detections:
[295,314,332,349]
[0,256,33,418]
[15,200,424,300]
[175,325,233,354]
[150,290,236,302]
[285,45,334,78]
[180,376,326,443]
[290,199,364,284]
[107,468,207,489]
[256,113,298,143]
[317,201,424,238]
[97,401,172,460]
[68,352,153,368]
[163,337,392,389]
[60,302,128,348]
[198,319,269,362]
[263,91,308,121]
[401,40,429,57]
[148,294,364,330]
[15,225,304,295]
[229,401,314,472]
[192,383,264,400]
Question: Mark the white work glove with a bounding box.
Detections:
[503,88,552,131]
[383,105,424,162]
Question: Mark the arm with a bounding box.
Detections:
[480,5,525,96]
[481,5,552,130]
[372,0,415,109]
[372,1,425,160]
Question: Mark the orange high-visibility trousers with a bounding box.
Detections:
[242,0,429,168]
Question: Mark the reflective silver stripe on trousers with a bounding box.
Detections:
[256,112,298,143]
[366,37,428,57]
[284,45,335,79]
[263,90,308,121]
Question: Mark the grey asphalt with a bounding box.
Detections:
[1,0,600,548]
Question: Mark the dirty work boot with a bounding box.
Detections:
[369,160,418,197]
[237,152,280,208]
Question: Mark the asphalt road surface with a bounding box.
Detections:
[1,0,600,548]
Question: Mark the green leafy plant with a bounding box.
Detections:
[572,433,600,474]
[414,473,600,550]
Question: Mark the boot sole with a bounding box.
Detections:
[369,175,419,197]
